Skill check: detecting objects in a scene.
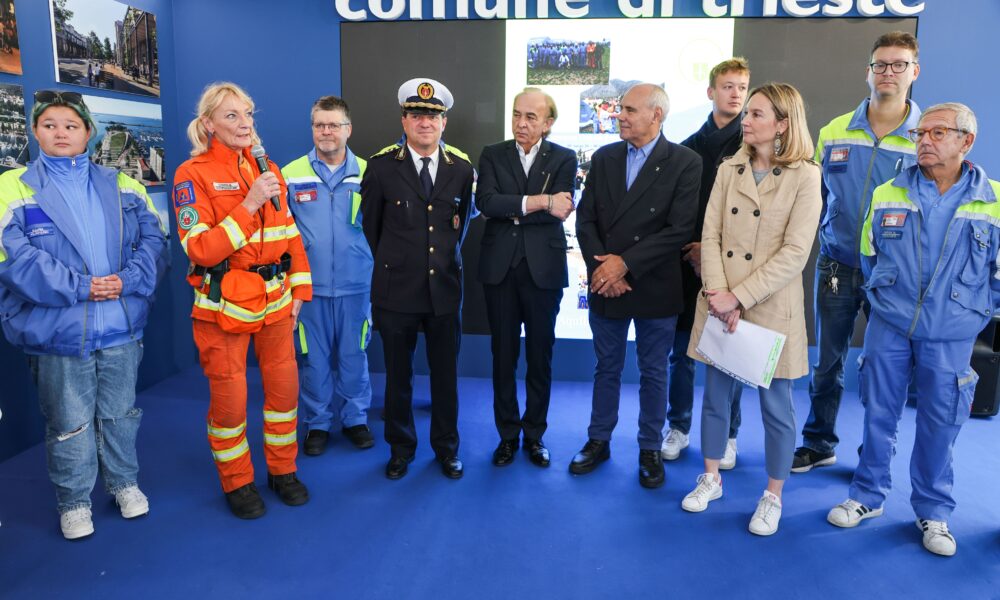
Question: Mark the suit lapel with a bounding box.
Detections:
[506,141,528,193]
[734,158,763,207]
[398,145,427,200]
[604,142,628,212]
[611,136,668,227]
[431,148,454,198]
[525,140,552,194]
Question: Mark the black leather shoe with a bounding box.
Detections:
[569,439,610,475]
[638,449,665,489]
[386,455,413,480]
[492,439,519,466]
[267,472,309,506]
[225,483,266,519]
[342,424,375,450]
[441,455,464,479]
[303,429,329,456]
[524,438,550,467]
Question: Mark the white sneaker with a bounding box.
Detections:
[749,491,782,536]
[681,473,722,512]
[60,507,94,540]
[916,519,957,557]
[660,429,689,461]
[827,498,883,528]
[719,438,738,470]
[115,486,149,519]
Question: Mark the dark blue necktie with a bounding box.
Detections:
[420,157,433,198]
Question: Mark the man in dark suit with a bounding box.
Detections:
[361,78,476,481]
[477,88,578,468]
[572,83,701,489]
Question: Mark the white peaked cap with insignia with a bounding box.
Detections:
[398,78,453,114]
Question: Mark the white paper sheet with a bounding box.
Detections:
[696,317,787,389]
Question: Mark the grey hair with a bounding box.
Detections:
[625,83,670,122]
[920,102,977,153]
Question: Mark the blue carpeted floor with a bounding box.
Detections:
[1,365,999,598]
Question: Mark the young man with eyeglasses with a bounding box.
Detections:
[827,103,996,557]
[793,31,922,473]
[281,96,375,456]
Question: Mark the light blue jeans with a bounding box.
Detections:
[30,340,144,514]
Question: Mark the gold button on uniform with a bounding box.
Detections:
[429,246,435,254]
[429,268,436,275]
[427,205,433,211]
[428,226,434,232]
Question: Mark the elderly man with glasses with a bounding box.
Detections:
[793,31,923,474]
[281,96,375,456]
[826,103,998,558]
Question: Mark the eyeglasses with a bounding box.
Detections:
[907,126,969,143]
[312,122,351,132]
[869,61,915,74]
[33,90,84,105]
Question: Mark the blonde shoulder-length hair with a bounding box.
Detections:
[743,82,813,166]
[186,82,260,157]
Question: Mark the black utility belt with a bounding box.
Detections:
[191,253,292,282]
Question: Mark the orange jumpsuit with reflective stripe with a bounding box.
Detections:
[173,138,313,492]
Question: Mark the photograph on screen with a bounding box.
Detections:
[50,0,159,97]
[0,2,22,75]
[0,83,27,174]
[507,18,735,339]
[527,38,610,86]
[82,95,164,186]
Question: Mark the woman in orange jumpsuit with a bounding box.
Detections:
[173,82,312,519]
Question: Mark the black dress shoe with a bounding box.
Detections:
[441,455,464,479]
[225,483,266,519]
[267,472,309,506]
[492,439,519,466]
[524,439,550,467]
[303,429,329,456]
[386,455,413,480]
[638,449,665,489]
[342,424,375,450]
[569,439,610,475]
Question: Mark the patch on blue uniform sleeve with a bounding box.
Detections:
[23,207,55,238]
[174,181,195,207]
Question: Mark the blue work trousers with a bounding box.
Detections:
[587,312,676,451]
[850,314,977,522]
[297,294,373,431]
[30,340,144,514]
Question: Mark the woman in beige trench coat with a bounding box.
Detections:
[680,83,821,536]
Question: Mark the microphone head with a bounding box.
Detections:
[250,144,266,159]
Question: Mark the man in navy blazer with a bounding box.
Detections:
[476,88,577,468]
[572,83,701,488]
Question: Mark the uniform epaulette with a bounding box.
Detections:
[444,144,471,165]
[371,144,402,160]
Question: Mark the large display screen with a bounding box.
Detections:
[503,19,735,339]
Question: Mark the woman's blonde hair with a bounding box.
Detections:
[186,82,260,156]
[743,82,813,166]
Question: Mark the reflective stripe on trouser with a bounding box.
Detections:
[850,314,977,522]
[193,317,300,493]
[297,294,373,431]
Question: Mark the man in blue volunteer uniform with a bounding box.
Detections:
[794,31,923,472]
[282,96,374,456]
[827,103,997,558]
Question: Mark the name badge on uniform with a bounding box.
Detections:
[881,230,903,240]
[828,146,850,173]
[213,182,241,191]
[881,212,907,227]
[26,224,54,238]
[24,206,55,238]
[293,182,318,203]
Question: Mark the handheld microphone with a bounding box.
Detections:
[250,144,281,211]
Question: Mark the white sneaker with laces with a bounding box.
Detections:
[660,429,689,461]
[60,506,94,540]
[826,498,883,528]
[115,485,149,519]
[681,473,722,512]
[917,519,957,557]
[719,438,737,470]
[749,491,782,536]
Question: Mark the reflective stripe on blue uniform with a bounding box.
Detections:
[850,163,1000,520]
[816,98,921,268]
[282,149,373,430]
